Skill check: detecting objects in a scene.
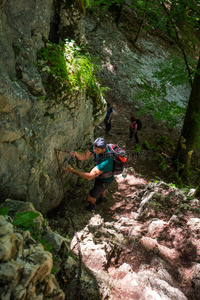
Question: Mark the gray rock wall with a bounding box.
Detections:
[0,0,106,213]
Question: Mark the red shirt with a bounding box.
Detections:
[130,121,137,131]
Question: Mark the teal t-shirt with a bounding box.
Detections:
[89,146,114,182]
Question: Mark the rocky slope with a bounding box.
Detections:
[46,173,200,299]
[1,177,200,299]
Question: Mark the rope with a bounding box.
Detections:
[54,148,83,299]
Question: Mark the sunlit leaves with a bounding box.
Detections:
[153,56,197,86]
[135,78,186,128]
[38,39,107,99]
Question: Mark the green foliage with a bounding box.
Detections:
[157,135,175,149]
[79,178,86,183]
[86,0,200,53]
[64,40,96,94]
[38,41,68,80]
[135,56,189,128]
[153,55,196,86]
[12,211,40,230]
[168,0,200,39]
[0,207,9,216]
[38,39,107,100]
[38,237,53,252]
[156,153,167,171]
[38,95,45,101]
[133,0,200,45]
[168,182,177,189]
[151,145,158,151]
[77,149,83,153]
[0,207,41,234]
[66,234,70,240]
[134,144,142,153]
[51,265,58,274]
[85,0,124,10]
[143,141,150,149]
[168,159,184,186]
[0,208,56,273]
[195,112,200,147]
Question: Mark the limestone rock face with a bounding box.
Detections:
[0,0,106,213]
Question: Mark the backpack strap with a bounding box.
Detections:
[92,146,114,179]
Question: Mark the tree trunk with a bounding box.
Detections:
[175,55,200,179]
[75,0,85,14]
[194,180,200,197]
[115,1,125,27]
[134,0,147,43]
[134,10,146,43]
[161,1,193,87]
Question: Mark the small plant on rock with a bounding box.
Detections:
[143,140,151,149]
[12,211,40,232]
[155,153,167,171]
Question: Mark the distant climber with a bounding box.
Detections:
[62,137,114,211]
[104,103,113,135]
[129,115,142,144]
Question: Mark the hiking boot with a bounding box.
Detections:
[96,197,108,204]
[101,196,108,202]
[86,203,96,211]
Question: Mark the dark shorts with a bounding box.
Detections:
[89,177,114,199]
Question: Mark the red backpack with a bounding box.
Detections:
[107,144,127,175]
